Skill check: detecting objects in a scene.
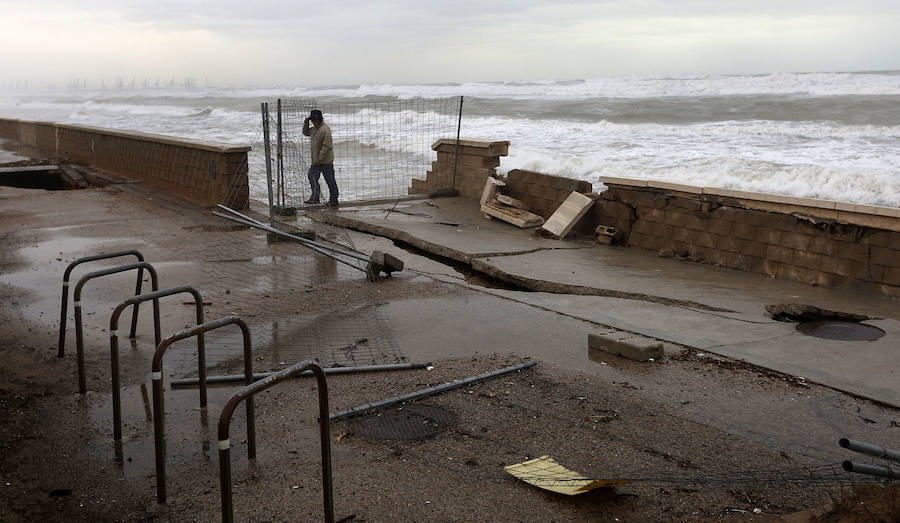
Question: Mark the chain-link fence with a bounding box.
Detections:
[257,97,461,208]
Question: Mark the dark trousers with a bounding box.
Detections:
[307,163,338,203]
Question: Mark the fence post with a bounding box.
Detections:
[451,95,464,191]
[277,98,284,208]
[261,102,276,227]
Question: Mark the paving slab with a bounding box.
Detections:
[312,197,900,407]
[307,198,584,263]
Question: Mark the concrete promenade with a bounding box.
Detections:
[309,197,900,407]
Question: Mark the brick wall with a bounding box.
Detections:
[409,138,508,199]
[592,178,900,297]
[503,169,592,219]
[0,118,250,208]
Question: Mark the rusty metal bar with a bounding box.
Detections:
[152,316,254,504]
[73,261,159,394]
[58,249,145,358]
[218,360,333,523]
[170,361,430,388]
[109,286,206,447]
[329,360,537,421]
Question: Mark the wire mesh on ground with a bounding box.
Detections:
[336,364,884,492]
[258,97,461,208]
[164,227,404,378]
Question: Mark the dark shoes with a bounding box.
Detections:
[304,198,319,205]
[326,201,340,210]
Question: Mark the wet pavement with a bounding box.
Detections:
[2,180,899,521]
[309,198,900,407]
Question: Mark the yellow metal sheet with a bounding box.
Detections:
[504,455,630,495]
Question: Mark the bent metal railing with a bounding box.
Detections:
[58,250,146,358]
[151,316,254,504]
[217,360,334,523]
[73,262,160,393]
[109,286,207,447]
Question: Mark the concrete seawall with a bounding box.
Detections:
[0,117,250,208]
[410,139,900,297]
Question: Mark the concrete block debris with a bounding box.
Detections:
[595,225,617,245]
[588,332,664,362]
[480,176,545,228]
[541,191,595,239]
[496,194,527,209]
[504,455,630,495]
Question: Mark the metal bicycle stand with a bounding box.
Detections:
[217,360,334,523]
[58,250,146,357]
[151,316,255,504]
[72,262,159,393]
[109,286,207,451]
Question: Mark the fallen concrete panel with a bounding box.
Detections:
[481,202,544,228]
[541,191,593,238]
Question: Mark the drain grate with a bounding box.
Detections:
[796,320,885,341]
[353,403,457,441]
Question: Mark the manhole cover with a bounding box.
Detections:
[353,403,457,441]
[796,321,885,341]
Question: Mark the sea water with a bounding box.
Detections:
[1,71,898,207]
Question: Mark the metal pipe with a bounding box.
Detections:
[842,460,900,479]
[261,102,276,227]
[839,438,900,463]
[218,360,333,523]
[329,360,536,421]
[109,286,206,445]
[277,98,284,208]
[151,315,255,504]
[212,212,367,273]
[215,205,370,262]
[171,362,431,388]
[73,261,159,394]
[451,96,463,191]
[58,249,144,358]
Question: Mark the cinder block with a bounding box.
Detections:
[740,240,768,258]
[870,246,897,267]
[781,232,812,251]
[767,245,795,264]
[663,210,688,228]
[793,250,823,270]
[588,333,664,362]
[714,234,739,253]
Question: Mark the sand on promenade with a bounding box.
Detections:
[1,180,898,521]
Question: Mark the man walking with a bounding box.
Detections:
[302,109,338,207]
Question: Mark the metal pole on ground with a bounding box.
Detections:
[329,360,536,421]
[170,362,431,388]
[261,102,276,227]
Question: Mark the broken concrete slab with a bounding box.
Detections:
[588,332,664,362]
[482,202,545,228]
[480,176,505,206]
[496,194,527,209]
[541,191,594,239]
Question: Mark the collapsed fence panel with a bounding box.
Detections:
[58,249,146,358]
[151,316,255,504]
[72,261,160,393]
[108,286,207,451]
[217,360,334,523]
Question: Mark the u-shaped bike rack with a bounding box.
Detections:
[58,250,146,358]
[217,360,333,523]
[152,316,255,504]
[73,262,160,393]
[109,285,207,446]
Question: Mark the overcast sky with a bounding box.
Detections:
[2,0,899,87]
